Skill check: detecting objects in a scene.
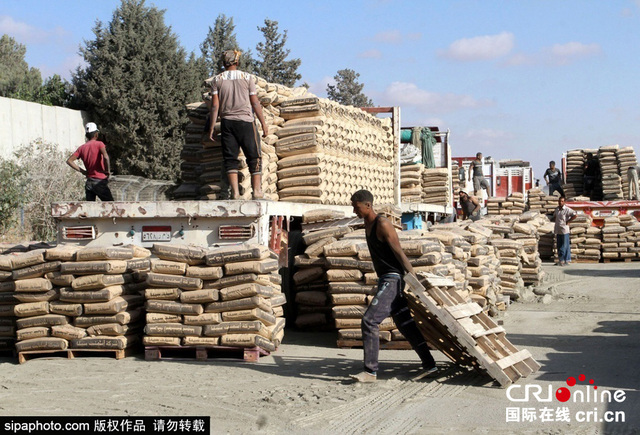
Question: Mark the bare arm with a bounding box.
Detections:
[100,146,111,178]
[208,93,220,141]
[471,196,481,214]
[377,217,414,275]
[66,154,86,177]
[249,94,268,137]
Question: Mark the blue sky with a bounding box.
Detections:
[2,0,640,179]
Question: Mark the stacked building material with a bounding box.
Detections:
[600,217,628,260]
[526,189,558,214]
[422,227,470,294]
[451,159,460,195]
[400,163,424,203]
[143,244,285,353]
[563,150,585,198]
[486,197,505,215]
[490,238,524,300]
[566,215,599,262]
[618,214,637,260]
[618,147,638,199]
[598,146,623,200]
[421,168,450,206]
[627,220,640,258]
[509,218,544,286]
[0,253,19,352]
[486,193,525,215]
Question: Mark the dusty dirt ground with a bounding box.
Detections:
[1,262,639,435]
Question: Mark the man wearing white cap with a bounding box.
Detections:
[66,122,114,201]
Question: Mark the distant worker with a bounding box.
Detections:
[350,189,437,383]
[66,122,113,202]
[468,152,491,197]
[583,152,599,199]
[627,165,640,200]
[208,50,268,200]
[552,196,577,266]
[544,160,565,197]
[459,191,481,221]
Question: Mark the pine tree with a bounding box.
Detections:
[327,69,374,107]
[72,0,202,180]
[0,34,42,101]
[255,19,301,86]
[200,14,255,76]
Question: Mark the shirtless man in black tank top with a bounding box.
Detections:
[350,190,437,383]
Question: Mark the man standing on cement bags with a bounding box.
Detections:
[350,189,437,383]
[552,196,577,266]
[544,161,565,197]
[208,50,269,200]
[627,165,640,200]
[66,122,114,201]
[459,191,481,221]
[468,152,491,197]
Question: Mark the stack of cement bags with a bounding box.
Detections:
[0,253,19,351]
[490,238,524,300]
[598,146,623,200]
[527,189,558,214]
[143,244,285,353]
[536,220,556,260]
[486,197,505,215]
[421,168,450,206]
[618,147,638,199]
[627,219,640,258]
[275,98,394,205]
[564,150,586,198]
[423,227,470,293]
[451,160,460,196]
[486,193,525,215]
[618,214,637,260]
[566,215,600,262]
[400,163,424,203]
[509,217,544,286]
[600,217,628,260]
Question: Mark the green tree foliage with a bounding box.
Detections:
[36,74,72,107]
[0,159,25,233]
[327,69,374,107]
[72,0,202,180]
[0,34,42,101]
[200,14,255,76]
[255,19,301,86]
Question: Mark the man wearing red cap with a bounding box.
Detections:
[66,122,113,201]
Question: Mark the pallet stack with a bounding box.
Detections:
[143,244,285,357]
[526,189,558,214]
[400,163,424,203]
[618,147,638,199]
[600,217,628,261]
[0,253,18,353]
[598,146,623,200]
[564,150,586,198]
[421,168,450,206]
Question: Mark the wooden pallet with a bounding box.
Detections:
[404,273,541,388]
[574,258,601,263]
[18,348,130,364]
[336,340,413,350]
[603,257,632,263]
[144,345,270,362]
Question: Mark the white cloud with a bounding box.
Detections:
[0,15,67,44]
[358,49,382,59]
[306,76,334,97]
[373,30,402,44]
[502,53,535,66]
[380,82,492,113]
[439,32,515,61]
[548,41,601,64]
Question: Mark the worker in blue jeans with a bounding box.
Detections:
[552,196,577,266]
[350,189,437,383]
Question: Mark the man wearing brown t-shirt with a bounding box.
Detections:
[208,50,269,200]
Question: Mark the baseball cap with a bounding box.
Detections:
[85,122,99,133]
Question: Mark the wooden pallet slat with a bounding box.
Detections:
[18,348,129,364]
[144,345,270,362]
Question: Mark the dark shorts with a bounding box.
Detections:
[85,178,113,202]
[221,119,262,174]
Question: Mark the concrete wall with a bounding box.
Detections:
[0,97,88,159]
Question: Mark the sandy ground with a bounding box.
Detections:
[1,262,639,435]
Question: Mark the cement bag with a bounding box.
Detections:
[151,244,206,265]
[204,320,270,338]
[324,240,367,257]
[364,273,379,285]
[277,153,324,170]
[325,257,361,269]
[146,272,203,290]
[60,286,124,303]
[146,313,182,324]
[45,245,80,262]
[186,265,223,280]
[219,283,274,301]
[150,259,187,275]
[61,260,128,275]
[326,269,363,282]
[71,274,129,291]
[50,324,86,341]
[270,293,286,308]
[205,245,270,266]
[220,333,276,352]
[144,288,182,300]
[49,301,83,317]
[302,209,345,224]
[83,295,143,315]
[8,278,52,293]
[146,300,204,315]
[74,308,143,327]
[126,258,151,272]
[10,250,46,270]
[331,293,367,305]
[16,337,68,352]
[75,246,134,261]
[87,323,137,336]
[14,301,50,318]
[204,296,271,314]
[145,323,202,337]
[302,226,352,246]
[13,289,58,303]
[183,313,221,326]
[294,255,328,268]
[410,252,442,267]
[72,335,136,350]
[44,272,73,288]
[332,305,367,319]
[12,261,61,280]
[267,317,286,340]
[305,236,337,257]
[221,308,276,325]
[180,289,219,304]
[208,273,272,290]
[295,313,327,328]
[294,291,326,306]
[328,282,376,295]
[182,336,220,346]
[224,259,279,276]
[16,326,48,341]
[143,336,181,346]
[293,267,325,285]
[277,175,322,189]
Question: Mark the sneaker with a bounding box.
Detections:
[411,366,439,381]
[350,371,377,383]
